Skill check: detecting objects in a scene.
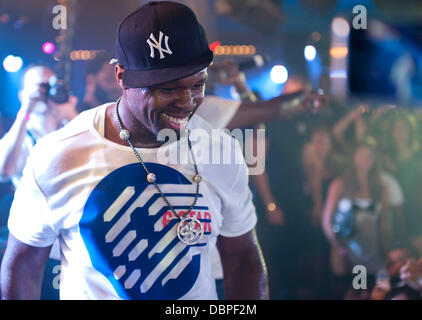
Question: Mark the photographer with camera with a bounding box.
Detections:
[0,65,78,185]
[0,65,77,300]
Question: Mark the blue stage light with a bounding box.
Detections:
[270,65,288,84]
[304,45,317,61]
[3,55,23,73]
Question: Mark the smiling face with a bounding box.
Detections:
[116,66,207,143]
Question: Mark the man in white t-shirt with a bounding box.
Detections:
[0,1,268,300]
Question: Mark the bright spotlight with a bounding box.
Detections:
[332,17,350,37]
[270,65,288,84]
[42,42,55,54]
[304,45,317,61]
[3,55,23,73]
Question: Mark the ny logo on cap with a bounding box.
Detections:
[147,31,173,59]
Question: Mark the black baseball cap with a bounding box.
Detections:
[115,1,214,88]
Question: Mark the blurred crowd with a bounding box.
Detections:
[258,95,422,300]
[0,53,421,300]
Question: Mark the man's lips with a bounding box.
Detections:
[159,110,194,125]
[160,112,190,125]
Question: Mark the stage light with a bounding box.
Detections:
[330,70,347,78]
[330,46,348,59]
[270,65,288,84]
[42,42,55,54]
[0,14,10,24]
[332,17,350,37]
[311,31,321,42]
[13,19,24,29]
[209,41,221,52]
[213,45,256,56]
[304,45,317,61]
[3,55,23,73]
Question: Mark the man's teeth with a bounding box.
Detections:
[161,113,188,124]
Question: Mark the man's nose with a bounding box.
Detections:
[175,89,196,110]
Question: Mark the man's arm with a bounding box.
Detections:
[0,99,35,178]
[226,91,307,130]
[0,93,78,180]
[321,178,343,246]
[332,108,366,146]
[213,60,289,129]
[249,132,284,225]
[1,234,51,300]
[251,169,285,226]
[400,258,422,292]
[217,229,269,300]
[302,144,325,227]
[211,59,327,130]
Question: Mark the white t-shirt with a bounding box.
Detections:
[8,103,257,300]
[196,95,241,129]
[196,95,242,280]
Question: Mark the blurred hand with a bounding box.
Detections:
[400,258,422,288]
[20,89,47,116]
[299,89,329,113]
[212,59,249,91]
[370,285,389,300]
[48,95,78,123]
[266,206,285,226]
[348,107,363,121]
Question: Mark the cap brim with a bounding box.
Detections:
[122,51,213,88]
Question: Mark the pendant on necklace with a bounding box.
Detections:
[177,217,204,245]
[119,129,130,141]
[146,172,156,183]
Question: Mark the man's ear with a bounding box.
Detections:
[115,64,127,90]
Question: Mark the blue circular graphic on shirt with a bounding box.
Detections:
[79,163,204,300]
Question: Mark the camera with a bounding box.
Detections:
[40,76,70,104]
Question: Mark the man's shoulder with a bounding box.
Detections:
[189,114,247,188]
[190,113,243,156]
[27,104,109,190]
[30,104,106,169]
[196,95,241,130]
[42,104,104,144]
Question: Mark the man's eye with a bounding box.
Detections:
[192,84,205,90]
[160,88,177,93]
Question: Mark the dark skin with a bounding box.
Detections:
[1,234,51,299]
[1,65,269,300]
[105,65,208,147]
[217,229,269,299]
[227,89,329,130]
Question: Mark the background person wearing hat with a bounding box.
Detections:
[1,1,268,300]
